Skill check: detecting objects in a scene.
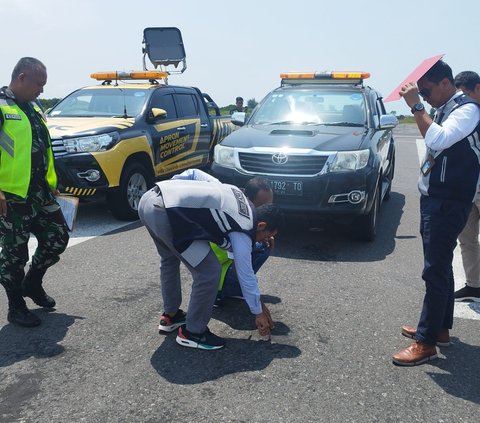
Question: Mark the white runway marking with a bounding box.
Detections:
[415,138,480,320]
[1,201,132,263]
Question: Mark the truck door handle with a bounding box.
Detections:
[176,127,186,131]
[200,123,208,128]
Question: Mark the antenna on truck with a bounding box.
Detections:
[142,27,187,85]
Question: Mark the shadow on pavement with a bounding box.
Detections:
[211,296,289,335]
[151,294,298,384]
[151,335,300,384]
[0,310,83,368]
[426,338,480,405]
[272,191,406,263]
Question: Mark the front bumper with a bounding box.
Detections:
[54,153,109,197]
[211,163,378,221]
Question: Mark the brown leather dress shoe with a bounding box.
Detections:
[392,341,438,366]
[401,325,450,347]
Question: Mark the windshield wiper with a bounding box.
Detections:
[322,122,365,127]
[267,120,296,125]
[267,120,322,125]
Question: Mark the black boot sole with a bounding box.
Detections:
[7,313,41,327]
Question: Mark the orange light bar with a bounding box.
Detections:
[90,71,168,81]
[280,72,316,79]
[331,71,370,79]
[280,71,370,80]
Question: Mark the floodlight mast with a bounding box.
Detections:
[141,27,187,85]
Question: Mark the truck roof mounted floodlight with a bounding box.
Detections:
[142,27,187,79]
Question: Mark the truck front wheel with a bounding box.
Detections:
[353,184,380,242]
[107,162,154,221]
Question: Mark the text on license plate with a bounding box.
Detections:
[269,180,303,196]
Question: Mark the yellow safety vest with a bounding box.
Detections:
[0,99,57,198]
[210,242,233,290]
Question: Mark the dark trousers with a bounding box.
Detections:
[0,190,69,308]
[416,195,472,345]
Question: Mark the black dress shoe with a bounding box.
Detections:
[7,308,41,327]
[24,286,56,308]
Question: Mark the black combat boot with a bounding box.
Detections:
[6,291,41,327]
[22,266,56,308]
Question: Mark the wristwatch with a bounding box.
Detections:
[411,103,425,114]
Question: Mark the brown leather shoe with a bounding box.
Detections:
[392,341,438,366]
[401,325,450,347]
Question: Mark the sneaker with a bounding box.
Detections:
[454,285,480,302]
[401,325,450,347]
[176,325,225,350]
[392,341,438,366]
[158,309,186,334]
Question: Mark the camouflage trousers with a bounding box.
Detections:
[0,188,69,296]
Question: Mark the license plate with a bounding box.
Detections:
[269,179,303,196]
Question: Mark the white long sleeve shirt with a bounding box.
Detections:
[424,92,480,150]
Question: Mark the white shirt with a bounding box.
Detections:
[424,92,480,151]
[230,231,262,315]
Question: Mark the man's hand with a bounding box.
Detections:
[399,82,421,108]
[265,236,275,251]
[255,301,274,338]
[0,191,7,217]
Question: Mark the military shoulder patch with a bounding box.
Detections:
[231,187,250,218]
[4,114,21,120]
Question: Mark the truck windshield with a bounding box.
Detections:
[251,89,366,126]
[48,88,149,118]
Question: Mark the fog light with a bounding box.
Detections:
[77,169,101,182]
[348,190,364,204]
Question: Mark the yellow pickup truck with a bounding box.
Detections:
[46,28,234,220]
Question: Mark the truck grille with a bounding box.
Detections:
[51,138,67,157]
[238,152,329,176]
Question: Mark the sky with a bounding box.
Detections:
[2,0,479,115]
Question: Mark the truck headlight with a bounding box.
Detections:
[63,132,119,153]
[330,149,370,172]
[214,144,235,168]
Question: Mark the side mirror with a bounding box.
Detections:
[231,111,246,127]
[379,114,398,129]
[151,108,167,120]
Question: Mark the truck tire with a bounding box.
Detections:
[353,185,380,242]
[384,156,395,202]
[107,162,154,221]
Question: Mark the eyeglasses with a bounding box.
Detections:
[418,88,432,98]
[418,83,438,98]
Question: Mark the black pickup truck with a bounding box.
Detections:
[211,71,398,241]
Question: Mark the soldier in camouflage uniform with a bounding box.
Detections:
[0,57,69,327]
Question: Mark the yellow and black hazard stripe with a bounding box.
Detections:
[64,187,97,196]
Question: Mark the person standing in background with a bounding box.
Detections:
[454,71,480,303]
[230,96,245,114]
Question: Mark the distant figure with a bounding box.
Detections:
[454,71,480,303]
[230,96,246,114]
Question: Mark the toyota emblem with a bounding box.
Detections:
[272,153,288,165]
